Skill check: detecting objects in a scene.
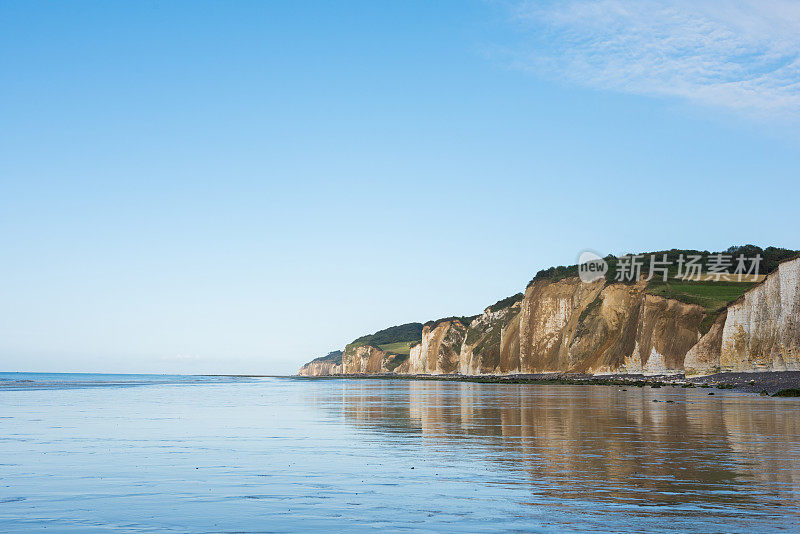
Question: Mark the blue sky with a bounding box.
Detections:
[1,1,799,374]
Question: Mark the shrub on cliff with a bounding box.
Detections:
[424,315,480,329]
[349,323,423,349]
[309,350,343,365]
[487,293,523,313]
[527,245,798,288]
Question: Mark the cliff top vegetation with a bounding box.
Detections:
[347,323,423,354]
[308,350,343,365]
[529,245,798,287]
[529,245,799,334]
[487,293,524,313]
[423,315,481,330]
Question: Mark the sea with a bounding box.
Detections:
[1,372,798,532]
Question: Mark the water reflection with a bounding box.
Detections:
[328,380,800,517]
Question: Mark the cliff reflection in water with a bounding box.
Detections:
[329,380,800,513]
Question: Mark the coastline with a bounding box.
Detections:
[287,370,800,396]
[299,254,800,380]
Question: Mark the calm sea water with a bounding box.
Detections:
[1,373,799,533]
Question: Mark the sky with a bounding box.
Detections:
[1,1,799,375]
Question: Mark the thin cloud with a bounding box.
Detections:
[510,0,800,116]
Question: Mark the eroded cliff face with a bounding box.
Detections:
[342,345,388,374]
[299,346,409,376]
[684,312,727,376]
[518,278,605,373]
[461,303,521,375]
[298,360,342,376]
[407,320,467,375]
[625,295,704,375]
[686,258,800,375]
[721,258,800,371]
[567,282,643,374]
[516,278,704,375]
[298,257,800,377]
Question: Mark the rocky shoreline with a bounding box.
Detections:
[292,370,800,396]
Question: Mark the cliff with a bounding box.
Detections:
[297,350,342,376]
[685,258,800,375]
[299,247,800,378]
[462,297,522,375]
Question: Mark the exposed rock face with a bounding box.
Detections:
[684,312,727,377]
[342,345,387,374]
[299,346,409,376]
[518,278,605,373]
[567,282,643,374]
[298,360,342,376]
[498,312,521,374]
[685,258,800,375]
[517,278,704,376]
[408,342,424,374]
[408,320,467,374]
[298,257,800,378]
[392,356,411,374]
[461,303,521,375]
[625,295,705,375]
[297,350,343,376]
[721,258,800,371]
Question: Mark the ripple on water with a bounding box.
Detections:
[0,377,798,533]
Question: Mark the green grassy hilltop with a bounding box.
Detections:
[532,245,798,333]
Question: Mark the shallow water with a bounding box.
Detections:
[1,374,799,532]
